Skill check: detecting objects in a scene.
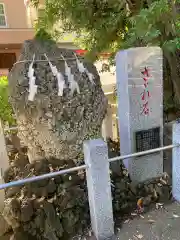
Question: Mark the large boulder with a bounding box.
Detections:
[8,39,108,163]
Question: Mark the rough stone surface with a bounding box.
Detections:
[2,138,172,239]
[3,157,89,240]
[111,163,171,216]
[8,39,108,163]
[0,215,11,237]
[10,227,36,240]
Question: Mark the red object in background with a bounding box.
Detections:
[75,49,87,56]
[75,49,112,58]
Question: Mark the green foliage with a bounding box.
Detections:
[30,0,180,58]
[163,92,176,112]
[33,5,56,41]
[35,27,55,41]
[30,0,128,59]
[124,0,180,51]
[0,76,16,125]
[29,0,180,113]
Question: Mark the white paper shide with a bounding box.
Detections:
[45,54,65,96]
[28,54,38,101]
[74,53,95,84]
[63,57,80,96]
[27,53,95,101]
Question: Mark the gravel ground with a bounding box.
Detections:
[116,201,180,240]
[2,201,180,240]
[71,201,180,240]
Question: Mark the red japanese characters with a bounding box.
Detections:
[141,67,151,115]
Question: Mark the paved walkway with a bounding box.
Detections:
[116,201,180,240]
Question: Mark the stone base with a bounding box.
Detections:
[124,153,163,183]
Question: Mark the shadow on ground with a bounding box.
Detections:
[116,201,180,240]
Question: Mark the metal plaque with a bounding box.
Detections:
[135,127,160,152]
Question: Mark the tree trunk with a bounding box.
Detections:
[164,49,180,107]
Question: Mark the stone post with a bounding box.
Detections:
[172,121,180,201]
[116,47,163,182]
[83,139,114,240]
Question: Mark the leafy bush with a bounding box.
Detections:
[0,76,16,125]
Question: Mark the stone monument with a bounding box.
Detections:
[116,47,163,182]
[8,39,108,163]
[4,38,108,239]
